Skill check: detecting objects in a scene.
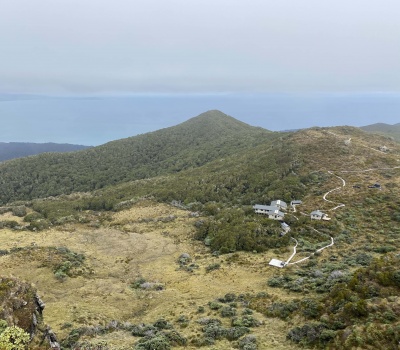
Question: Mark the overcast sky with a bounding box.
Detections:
[2,0,400,94]
[1,1,399,144]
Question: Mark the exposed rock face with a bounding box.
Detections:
[0,276,60,349]
[35,295,46,314]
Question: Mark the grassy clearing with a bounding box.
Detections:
[0,202,301,349]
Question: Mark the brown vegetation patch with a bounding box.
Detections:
[0,203,301,349]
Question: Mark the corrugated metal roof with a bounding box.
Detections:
[253,205,280,211]
[271,200,287,207]
[311,210,324,216]
[269,259,286,268]
[271,210,285,217]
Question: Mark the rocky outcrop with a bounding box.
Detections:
[0,276,60,349]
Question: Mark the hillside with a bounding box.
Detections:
[361,122,400,142]
[0,142,90,162]
[61,125,400,212]
[0,110,275,205]
[0,120,400,349]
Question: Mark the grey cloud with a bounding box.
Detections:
[1,0,400,94]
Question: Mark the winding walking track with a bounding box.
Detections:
[323,171,346,210]
[286,170,344,265]
[284,165,400,266]
[281,129,400,267]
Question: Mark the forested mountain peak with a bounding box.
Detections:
[0,142,90,162]
[0,111,275,204]
[361,122,395,129]
[360,122,400,142]
[100,109,267,149]
[181,109,262,132]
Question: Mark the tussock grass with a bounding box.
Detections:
[0,202,300,349]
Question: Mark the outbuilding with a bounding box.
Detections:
[253,205,279,215]
[281,222,291,233]
[311,210,331,221]
[269,209,285,221]
[271,200,288,211]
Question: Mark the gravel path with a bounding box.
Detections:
[323,171,346,211]
[272,164,400,268]
[284,238,298,265]
[288,237,334,266]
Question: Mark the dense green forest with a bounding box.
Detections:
[24,132,305,226]
[11,123,399,258]
[0,110,275,204]
[0,142,90,162]
[361,122,400,142]
[10,123,398,228]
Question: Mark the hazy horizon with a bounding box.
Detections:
[1,92,399,146]
[2,1,400,145]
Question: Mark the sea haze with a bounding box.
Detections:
[1,92,399,146]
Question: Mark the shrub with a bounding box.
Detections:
[355,253,373,266]
[54,270,68,281]
[0,326,30,350]
[319,329,336,342]
[232,315,260,328]
[153,319,172,330]
[0,207,11,215]
[61,327,86,348]
[0,320,8,334]
[202,322,226,340]
[301,298,322,319]
[0,220,19,229]
[225,326,249,340]
[164,330,187,346]
[239,334,258,350]
[265,301,299,320]
[177,253,199,272]
[176,315,189,328]
[208,301,222,310]
[205,263,221,273]
[134,334,171,350]
[131,278,147,289]
[47,248,87,280]
[242,308,253,315]
[373,246,396,254]
[177,253,191,265]
[223,293,236,303]
[198,318,226,344]
[11,206,27,217]
[27,219,51,231]
[287,323,328,346]
[130,278,164,291]
[131,324,157,337]
[220,306,237,318]
[267,276,285,287]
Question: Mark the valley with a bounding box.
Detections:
[0,112,399,349]
[0,201,301,350]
